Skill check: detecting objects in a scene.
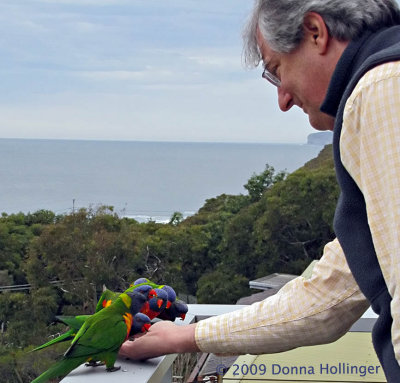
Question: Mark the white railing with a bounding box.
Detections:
[60,304,246,383]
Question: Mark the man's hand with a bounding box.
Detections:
[119,321,200,360]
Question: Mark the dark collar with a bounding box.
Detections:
[320,31,374,118]
[320,26,400,118]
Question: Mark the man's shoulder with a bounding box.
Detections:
[363,60,400,84]
[350,60,400,99]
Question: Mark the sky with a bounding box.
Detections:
[0,0,314,144]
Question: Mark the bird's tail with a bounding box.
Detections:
[30,329,75,352]
[31,356,85,383]
[31,315,89,352]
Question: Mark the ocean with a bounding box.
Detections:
[0,139,324,223]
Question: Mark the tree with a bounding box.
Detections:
[169,212,183,226]
[244,164,287,202]
[197,269,250,304]
[252,165,338,275]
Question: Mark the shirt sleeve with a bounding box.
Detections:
[195,238,369,355]
[340,61,400,364]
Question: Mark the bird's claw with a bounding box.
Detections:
[106,365,121,372]
[85,361,105,367]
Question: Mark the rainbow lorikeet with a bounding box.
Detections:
[31,291,149,383]
[140,288,168,320]
[32,310,152,355]
[131,278,176,310]
[132,278,188,321]
[85,312,151,368]
[157,299,188,322]
[32,284,157,353]
[113,282,169,321]
[98,283,158,312]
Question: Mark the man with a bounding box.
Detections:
[120,1,400,380]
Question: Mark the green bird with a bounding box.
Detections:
[97,282,158,312]
[31,290,148,383]
[31,283,158,353]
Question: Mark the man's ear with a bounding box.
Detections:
[303,12,330,54]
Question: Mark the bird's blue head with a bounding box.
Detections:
[162,285,176,308]
[126,290,147,314]
[131,312,151,334]
[133,277,151,286]
[174,300,188,320]
[135,284,157,300]
[148,288,168,312]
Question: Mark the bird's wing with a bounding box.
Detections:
[66,314,128,358]
[56,315,89,329]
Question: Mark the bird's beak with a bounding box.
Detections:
[143,323,151,332]
[180,313,186,320]
[166,301,172,309]
[157,299,163,308]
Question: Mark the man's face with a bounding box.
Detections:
[256,29,335,131]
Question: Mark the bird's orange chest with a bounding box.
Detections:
[123,312,133,340]
[141,302,150,316]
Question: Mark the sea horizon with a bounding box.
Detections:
[0,136,313,146]
[0,138,327,222]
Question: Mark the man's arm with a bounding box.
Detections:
[195,239,369,354]
[120,239,369,359]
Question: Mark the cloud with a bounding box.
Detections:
[32,0,131,5]
[187,54,241,68]
[0,73,313,144]
[0,0,314,143]
[75,69,165,81]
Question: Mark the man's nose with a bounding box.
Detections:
[277,86,294,112]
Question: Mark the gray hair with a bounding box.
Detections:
[243,0,400,67]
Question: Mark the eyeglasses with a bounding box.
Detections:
[262,65,281,88]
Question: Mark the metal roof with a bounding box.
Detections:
[248,260,319,291]
[249,273,298,290]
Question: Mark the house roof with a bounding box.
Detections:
[248,272,298,290]
[236,288,279,305]
[248,260,318,291]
